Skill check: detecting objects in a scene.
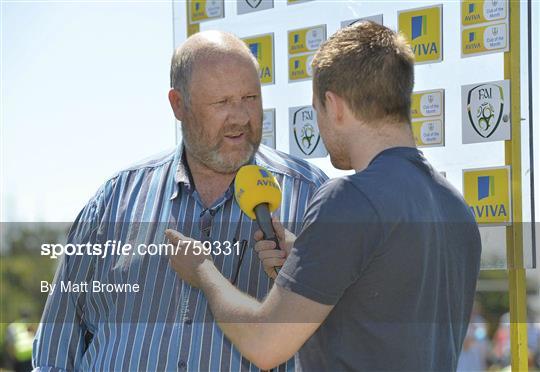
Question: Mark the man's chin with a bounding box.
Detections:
[212,148,257,174]
[329,155,351,171]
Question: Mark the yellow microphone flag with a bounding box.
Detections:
[234,165,282,220]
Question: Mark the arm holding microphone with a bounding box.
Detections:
[166,166,332,370]
[166,226,332,370]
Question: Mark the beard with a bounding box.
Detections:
[182,118,261,174]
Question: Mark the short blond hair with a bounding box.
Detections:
[312,22,415,124]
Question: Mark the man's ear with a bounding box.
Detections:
[324,91,345,125]
[168,89,187,121]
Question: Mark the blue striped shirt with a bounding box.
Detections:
[33,144,328,371]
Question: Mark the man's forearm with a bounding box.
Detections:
[167,229,327,369]
[197,261,275,363]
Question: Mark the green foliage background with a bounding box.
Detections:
[0,225,66,366]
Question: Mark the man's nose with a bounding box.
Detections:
[227,100,250,125]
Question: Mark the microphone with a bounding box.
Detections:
[234,165,282,271]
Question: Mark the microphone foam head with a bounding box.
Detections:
[234,165,282,220]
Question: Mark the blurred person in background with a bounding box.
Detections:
[457,300,490,371]
[491,309,540,369]
[5,309,34,372]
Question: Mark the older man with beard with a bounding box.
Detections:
[33,31,327,371]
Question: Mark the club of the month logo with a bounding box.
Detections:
[205,0,221,16]
[462,80,510,144]
[411,119,443,147]
[421,92,441,116]
[306,29,324,50]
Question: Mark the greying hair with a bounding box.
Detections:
[170,31,259,109]
[170,46,196,109]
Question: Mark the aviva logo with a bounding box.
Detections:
[399,6,441,63]
[248,43,260,60]
[242,34,274,84]
[463,1,481,23]
[463,167,511,225]
[411,15,427,40]
[478,175,495,200]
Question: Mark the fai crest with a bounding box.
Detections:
[466,83,505,138]
[292,107,322,156]
[245,0,262,8]
[238,0,273,14]
[462,80,510,144]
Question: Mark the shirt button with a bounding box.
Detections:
[185,318,192,325]
[178,360,187,369]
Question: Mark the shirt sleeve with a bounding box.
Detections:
[275,177,383,305]
[32,185,106,371]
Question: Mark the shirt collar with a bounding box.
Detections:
[174,142,192,186]
[170,142,189,200]
[169,142,259,201]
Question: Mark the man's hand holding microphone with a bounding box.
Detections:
[254,217,296,280]
[167,164,297,288]
[234,165,297,279]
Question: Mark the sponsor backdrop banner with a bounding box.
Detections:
[174,0,534,269]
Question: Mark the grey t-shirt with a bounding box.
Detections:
[276,147,481,371]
